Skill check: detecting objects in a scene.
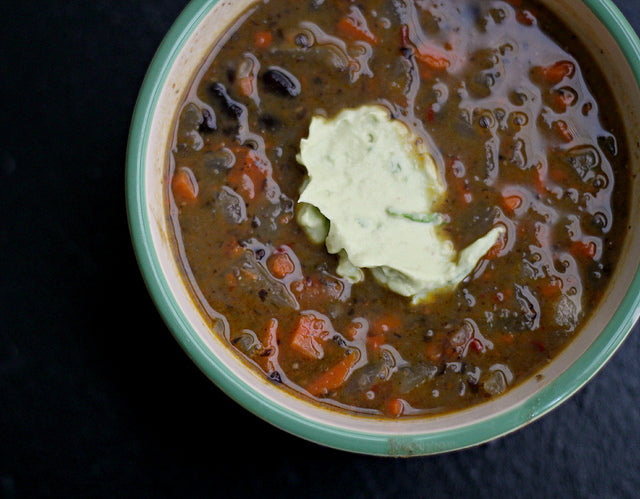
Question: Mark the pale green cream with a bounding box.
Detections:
[297,105,504,304]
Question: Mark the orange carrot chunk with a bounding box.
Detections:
[415,46,451,71]
[306,351,359,397]
[172,167,198,203]
[502,194,522,212]
[268,251,296,279]
[385,398,406,418]
[238,76,254,97]
[554,120,574,142]
[337,15,378,45]
[291,314,330,360]
[227,149,268,201]
[538,60,575,85]
[254,31,273,49]
[571,240,597,259]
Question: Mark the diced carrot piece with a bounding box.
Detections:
[385,398,405,418]
[291,313,330,359]
[555,120,573,142]
[238,76,254,97]
[254,31,272,49]
[571,240,597,259]
[268,251,295,279]
[503,195,522,212]
[306,351,359,396]
[337,14,378,45]
[227,149,268,201]
[172,167,198,203]
[415,47,450,71]
[537,61,575,85]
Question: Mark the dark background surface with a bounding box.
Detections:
[2,1,640,497]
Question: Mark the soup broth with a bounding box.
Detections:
[167,0,630,417]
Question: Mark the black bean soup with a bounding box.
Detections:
[167,0,631,417]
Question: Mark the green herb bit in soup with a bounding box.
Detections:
[167,0,630,418]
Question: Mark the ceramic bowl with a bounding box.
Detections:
[126,0,640,456]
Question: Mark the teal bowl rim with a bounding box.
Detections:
[126,0,640,456]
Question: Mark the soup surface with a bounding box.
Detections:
[167,0,630,417]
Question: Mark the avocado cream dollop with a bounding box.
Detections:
[296,105,504,304]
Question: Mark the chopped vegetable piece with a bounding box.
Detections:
[385,397,406,417]
[537,60,575,85]
[306,351,359,396]
[172,167,198,203]
[337,9,378,45]
[254,31,273,49]
[291,313,331,359]
[571,240,597,259]
[227,148,268,200]
[238,76,254,97]
[268,251,296,279]
[555,120,574,142]
[415,46,451,71]
[502,195,522,212]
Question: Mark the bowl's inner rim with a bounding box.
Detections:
[129,0,640,452]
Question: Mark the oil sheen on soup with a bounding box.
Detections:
[167,0,630,417]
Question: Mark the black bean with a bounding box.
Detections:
[261,67,301,98]
[198,108,217,133]
[207,82,245,118]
